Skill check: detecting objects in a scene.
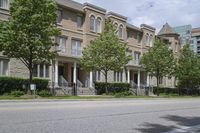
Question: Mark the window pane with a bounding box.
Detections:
[146,34,149,46]
[56,10,62,24]
[40,65,44,77]
[72,40,82,56]
[96,18,101,33]
[77,16,83,28]
[0,0,8,9]
[119,25,123,38]
[46,65,49,78]
[90,16,95,32]
[33,65,38,77]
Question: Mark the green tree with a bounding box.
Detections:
[80,20,132,94]
[0,0,60,90]
[141,39,175,96]
[175,45,200,95]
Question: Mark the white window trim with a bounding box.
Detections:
[0,0,9,10]
[0,59,9,76]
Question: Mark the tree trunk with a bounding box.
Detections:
[156,70,160,96]
[105,71,108,95]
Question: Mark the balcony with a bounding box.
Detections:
[57,48,83,58]
[127,60,141,67]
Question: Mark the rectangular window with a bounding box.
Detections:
[33,64,49,78]
[56,37,67,53]
[72,39,82,56]
[114,72,122,82]
[134,52,140,65]
[137,33,140,44]
[56,9,62,24]
[0,0,8,9]
[96,71,101,81]
[0,59,8,76]
[77,16,83,29]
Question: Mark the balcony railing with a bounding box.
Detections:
[57,48,83,58]
[127,59,140,66]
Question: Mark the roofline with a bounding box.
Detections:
[83,2,106,13]
[140,24,156,31]
[107,11,127,21]
[127,23,142,32]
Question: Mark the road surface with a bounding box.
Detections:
[0,99,200,133]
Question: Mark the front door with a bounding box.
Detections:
[134,74,138,84]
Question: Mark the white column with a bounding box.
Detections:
[73,62,77,84]
[89,71,93,88]
[127,68,130,83]
[137,70,140,89]
[55,60,58,87]
[43,64,46,78]
[37,65,40,77]
[122,69,126,82]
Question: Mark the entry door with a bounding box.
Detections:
[134,74,138,84]
[58,66,64,77]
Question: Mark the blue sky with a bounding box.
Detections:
[74,0,200,32]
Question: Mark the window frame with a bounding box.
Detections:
[0,0,9,10]
[0,59,9,76]
[89,15,95,32]
[77,15,83,29]
[56,9,62,25]
[95,17,102,33]
[119,25,123,39]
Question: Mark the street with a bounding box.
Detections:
[0,99,200,133]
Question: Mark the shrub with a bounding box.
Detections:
[11,91,25,97]
[95,82,130,95]
[38,90,51,97]
[0,77,49,95]
[114,91,132,98]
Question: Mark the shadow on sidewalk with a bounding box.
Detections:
[135,115,200,133]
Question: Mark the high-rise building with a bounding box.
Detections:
[192,28,200,55]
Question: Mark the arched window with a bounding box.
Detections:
[114,23,118,34]
[145,33,149,46]
[119,25,123,38]
[90,15,95,32]
[96,17,101,33]
[149,34,153,47]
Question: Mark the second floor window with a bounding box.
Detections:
[96,17,101,33]
[119,25,123,39]
[0,59,8,76]
[134,52,140,65]
[0,0,8,9]
[145,33,149,46]
[56,10,62,24]
[77,16,83,29]
[56,37,67,53]
[149,35,153,47]
[90,15,95,32]
[72,40,82,56]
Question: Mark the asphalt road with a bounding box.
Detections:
[1,99,200,133]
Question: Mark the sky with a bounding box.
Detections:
[74,0,200,32]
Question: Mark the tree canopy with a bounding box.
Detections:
[141,39,175,96]
[80,20,132,93]
[0,0,60,89]
[175,45,200,91]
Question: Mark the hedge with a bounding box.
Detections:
[95,82,130,95]
[0,77,49,95]
[153,87,200,95]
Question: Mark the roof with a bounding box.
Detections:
[158,23,179,36]
[127,23,142,32]
[140,24,156,31]
[56,0,83,12]
[83,3,106,13]
[107,12,127,20]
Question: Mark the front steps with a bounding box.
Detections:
[55,87,96,96]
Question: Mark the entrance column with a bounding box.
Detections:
[73,62,77,84]
[127,68,130,83]
[55,60,58,87]
[89,71,93,88]
[122,68,126,83]
[137,70,141,95]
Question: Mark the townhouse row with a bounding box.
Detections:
[0,0,181,94]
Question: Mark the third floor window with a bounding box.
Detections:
[90,15,95,32]
[0,0,8,9]
[56,10,62,24]
[77,16,83,29]
[95,17,101,33]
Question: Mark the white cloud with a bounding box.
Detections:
[74,0,200,31]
